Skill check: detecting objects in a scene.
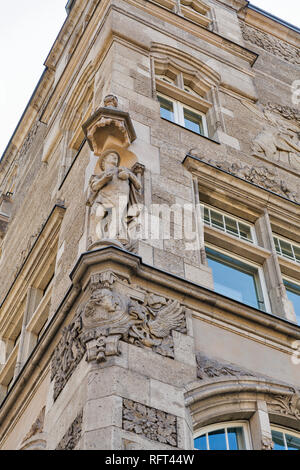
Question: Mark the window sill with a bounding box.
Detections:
[160,117,220,144]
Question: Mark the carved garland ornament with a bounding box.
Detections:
[122,399,178,447]
[51,272,186,400]
[268,393,300,420]
[189,150,300,203]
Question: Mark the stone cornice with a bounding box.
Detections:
[241,4,300,48]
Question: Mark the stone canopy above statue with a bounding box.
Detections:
[82,95,137,155]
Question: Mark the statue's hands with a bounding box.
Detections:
[118,169,130,180]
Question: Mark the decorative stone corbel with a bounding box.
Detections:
[82,95,136,155]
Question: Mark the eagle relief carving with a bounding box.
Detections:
[51,272,186,399]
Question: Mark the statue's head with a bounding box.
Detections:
[100,149,121,171]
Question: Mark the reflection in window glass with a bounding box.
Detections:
[272,429,300,451]
[206,248,265,311]
[195,426,247,450]
[203,206,254,243]
[183,108,204,135]
[158,96,174,122]
[284,280,300,324]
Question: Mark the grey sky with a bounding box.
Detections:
[0,0,299,157]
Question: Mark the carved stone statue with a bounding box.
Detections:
[87,149,142,248]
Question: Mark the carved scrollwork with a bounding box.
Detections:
[51,272,187,400]
[268,393,300,420]
[196,353,255,380]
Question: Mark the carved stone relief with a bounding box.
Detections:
[264,103,300,124]
[56,410,83,450]
[189,150,300,203]
[51,272,186,400]
[196,353,256,380]
[240,22,300,65]
[122,399,178,447]
[268,393,300,420]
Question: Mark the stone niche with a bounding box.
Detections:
[82,95,145,252]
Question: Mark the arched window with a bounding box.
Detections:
[194,422,252,450]
[271,427,300,451]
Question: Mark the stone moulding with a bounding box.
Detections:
[51,270,187,400]
[184,152,300,204]
[122,399,178,447]
[240,21,300,65]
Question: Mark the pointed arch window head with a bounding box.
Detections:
[152,0,212,29]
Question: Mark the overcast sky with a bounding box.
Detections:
[0,0,299,157]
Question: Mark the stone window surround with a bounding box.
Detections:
[0,205,65,401]
[151,45,222,139]
[152,0,212,29]
[186,375,300,451]
[157,92,209,137]
[184,155,300,323]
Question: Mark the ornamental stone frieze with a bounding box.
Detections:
[240,21,300,65]
[122,399,178,447]
[188,150,300,203]
[51,271,187,400]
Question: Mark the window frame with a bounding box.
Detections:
[202,204,257,245]
[271,425,300,451]
[157,92,208,137]
[273,234,300,265]
[194,421,252,450]
[205,244,271,313]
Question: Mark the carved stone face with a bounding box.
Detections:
[92,288,118,312]
[102,152,120,171]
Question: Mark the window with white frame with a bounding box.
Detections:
[206,246,270,312]
[202,204,256,244]
[157,93,208,136]
[273,235,300,264]
[272,427,300,451]
[283,278,300,324]
[194,422,251,450]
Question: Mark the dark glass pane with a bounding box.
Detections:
[273,237,281,254]
[272,430,286,450]
[194,435,207,450]
[184,108,203,135]
[239,223,253,242]
[228,427,246,450]
[210,210,224,230]
[206,249,261,309]
[225,216,238,236]
[294,246,300,263]
[286,433,300,450]
[208,429,227,450]
[285,281,300,325]
[158,96,174,122]
[280,240,294,260]
[204,207,210,224]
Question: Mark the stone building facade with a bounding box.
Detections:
[0,0,299,451]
